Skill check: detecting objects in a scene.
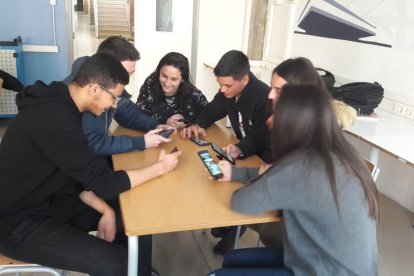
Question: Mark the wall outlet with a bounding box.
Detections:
[393,102,407,116]
[405,107,414,120]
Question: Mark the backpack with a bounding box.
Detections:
[316,68,342,99]
[337,82,384,115]
[316,68,384,115]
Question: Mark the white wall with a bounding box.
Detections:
[134,0,194,100]
[288,0,414,211]
[291,0,414,106]
[134,0,249,102]
[195,0,249,100]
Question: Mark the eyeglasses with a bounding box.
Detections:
[99,84,121,105]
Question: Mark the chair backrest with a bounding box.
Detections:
[364,159,380,182]
[0,253,63,276]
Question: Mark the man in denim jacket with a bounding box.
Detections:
[64,36,170,157]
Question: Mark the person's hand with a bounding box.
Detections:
[259,164,272,175]
[222,144,242,159]
[144,128,172,148]
[158,149,182,174]
[166,114,186,129]
[97,207,116,242]
[216,160,232,182]
[180,124,206,138]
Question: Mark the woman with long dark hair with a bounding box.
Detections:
[136,52,208,128]
[267,57,356,129]
[212,84,379,275]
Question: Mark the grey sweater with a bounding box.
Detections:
[231,150,378,276]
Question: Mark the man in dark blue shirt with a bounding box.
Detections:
[64,36,171,157]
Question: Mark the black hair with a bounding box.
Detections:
[148,52,197,115]
[273,57,328,93]
[73,53,129,89]
[97,36,140,62]
[213,50,250,80]
[268,84,379,219]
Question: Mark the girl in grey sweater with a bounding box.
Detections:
[213,84,379,276]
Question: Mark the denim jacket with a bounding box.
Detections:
[64,56,158,156]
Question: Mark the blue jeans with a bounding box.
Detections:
[0,198,152,276]
[213,247,294,276]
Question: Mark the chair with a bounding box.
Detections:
[0,253,67,276]
[364,159,380,182]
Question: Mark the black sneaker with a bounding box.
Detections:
[213,239,231,255]
[212,226,247,255]
[211,227,232,238]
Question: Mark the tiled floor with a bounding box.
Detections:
[2,11,414,276]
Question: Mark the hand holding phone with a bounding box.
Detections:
[158,128,174,138]
[211,143,235,164]
[197,150,223,179]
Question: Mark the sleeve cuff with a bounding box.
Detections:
[132,136,146,150]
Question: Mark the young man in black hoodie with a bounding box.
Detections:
[0,53,181,276]
[181,50,271,160]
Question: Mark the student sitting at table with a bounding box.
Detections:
[136,52,208,128]
[181,50,272,161]
[64,37,171,275]
[266,57,356,130]
[180,49,271,255]
[211,84,379,276]
[64,36,171,158]
[252,57,358,248]
[0,53,182,276]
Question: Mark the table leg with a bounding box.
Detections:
[369,146,380,166]
[128,236,139,276]
[233,225,241,249]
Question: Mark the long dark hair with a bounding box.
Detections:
[149,52,197,114]
[273,57,331,97]
[269,84,379,220]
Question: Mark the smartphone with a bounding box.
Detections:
[197,150,223,179]
[158,129,174,138]
[211,143,235,165]
[190,137,211,146]
[170,146,178,153]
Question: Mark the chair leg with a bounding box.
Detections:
[233,225,241,249]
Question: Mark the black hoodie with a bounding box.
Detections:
[0,81,130,236]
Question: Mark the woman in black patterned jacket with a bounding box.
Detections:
[136,52,208,128]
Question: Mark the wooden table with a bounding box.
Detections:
[112,123,280,276]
